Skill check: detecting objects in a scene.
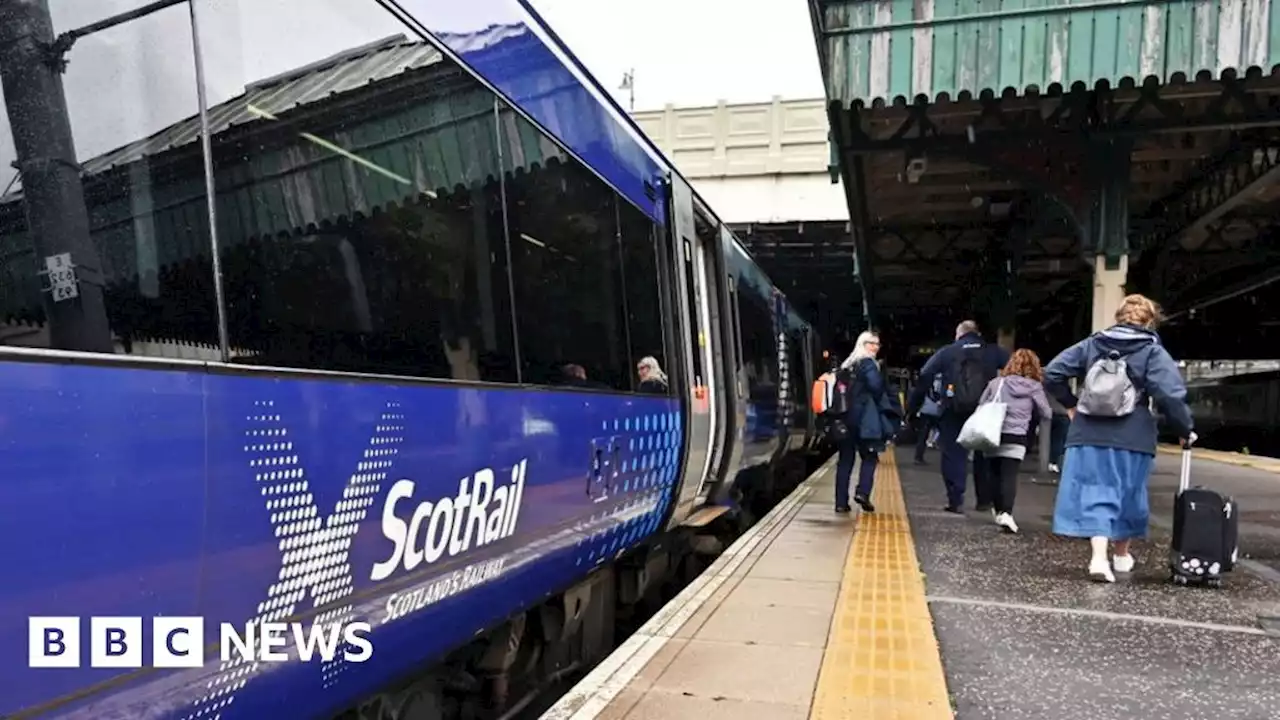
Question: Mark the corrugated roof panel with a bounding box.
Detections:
[84,39,446,175]
[818,0,1280,107]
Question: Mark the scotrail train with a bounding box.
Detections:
[0,1,822,718]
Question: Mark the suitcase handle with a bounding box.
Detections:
[1178,432,1199,492]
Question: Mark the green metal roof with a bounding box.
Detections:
[814,0,1280,107]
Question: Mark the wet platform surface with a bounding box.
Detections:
[542,446,1280,720]
[905,445,1280,719]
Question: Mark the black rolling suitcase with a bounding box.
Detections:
[1169,442,1239,588]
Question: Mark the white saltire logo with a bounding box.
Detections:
[183,400,404,720]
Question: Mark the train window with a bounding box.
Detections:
[498,105,630,391]
[737,280,777,406]
[194,1,519,382]
[681,238,705,387]
[618,199,669,394]
[727,280,743,372]
[0,1,221,356]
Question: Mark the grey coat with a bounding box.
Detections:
[979,374,1052,437]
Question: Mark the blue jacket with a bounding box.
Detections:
[908,333,1010,417]
[843,358,900,445]
[1043,324,1194,456]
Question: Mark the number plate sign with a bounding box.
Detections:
[44,253,80,302]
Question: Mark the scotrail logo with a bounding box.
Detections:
[28,617,371,668]
[371,459,528,581]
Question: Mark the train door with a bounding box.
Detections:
[693,220,730,502]
[668,177,717,524]
[706,225,746,504]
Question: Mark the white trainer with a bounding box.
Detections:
[1112,553,1136,573]
[995,512,1019,534]
[1088,557,1116,583]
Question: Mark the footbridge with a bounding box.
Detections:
[633,98,862,346]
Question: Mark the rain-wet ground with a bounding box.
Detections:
[899,447,1280,720]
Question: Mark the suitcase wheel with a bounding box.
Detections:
[1206,577,1223,589]
[1171,573,1189,586]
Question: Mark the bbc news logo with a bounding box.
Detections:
[28,617,373,668]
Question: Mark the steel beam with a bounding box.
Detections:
[828,102,876,328]
[1134,141,1280,259]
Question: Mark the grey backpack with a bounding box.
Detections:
[1077,350,1138,417]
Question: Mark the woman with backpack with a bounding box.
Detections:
[830,331,902,514]
[973,349,1052,534]
[1044,294,1195,583]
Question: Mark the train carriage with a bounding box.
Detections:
[0,2,821,719]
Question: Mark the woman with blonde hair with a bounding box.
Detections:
[830,331,901,514]
[1044,294,1195,583]
[974,349,1052,534]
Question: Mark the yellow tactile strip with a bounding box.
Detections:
[811,452,953,719]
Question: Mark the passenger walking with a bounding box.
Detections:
[914,372,943,465]
[832,331,901,514]
[1047,393,1071,473]
[908,320,1010,514]
[1044,294,1195,583]
[974,350,1052,534]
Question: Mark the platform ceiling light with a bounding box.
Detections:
[245,103,425,194]
[520,233,546,248]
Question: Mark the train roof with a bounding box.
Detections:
[1186,369,1280,389]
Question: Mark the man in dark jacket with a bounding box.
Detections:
[907,320,1011,513]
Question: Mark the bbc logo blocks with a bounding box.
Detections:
[29,617,205,669]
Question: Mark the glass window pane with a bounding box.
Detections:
[618,199,669,394]
[193,0,518,382]
[498,104,630,392]
[738,282,777,404]
[0,1,220,356]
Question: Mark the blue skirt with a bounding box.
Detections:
[1052,445,1154,540]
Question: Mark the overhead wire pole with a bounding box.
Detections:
[0,0,113,352]
[0,0,190,353]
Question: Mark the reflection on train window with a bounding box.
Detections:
[197,2,519,382]
[0,1,219,356]
[737,280,777,401]
[618,198,669,394]
[499,106,630,391]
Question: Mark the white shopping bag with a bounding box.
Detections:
[958,378,1006,452]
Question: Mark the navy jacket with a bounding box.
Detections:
[842,358,901,445]
[1043,324,1194,455]
[907,333,1010,418]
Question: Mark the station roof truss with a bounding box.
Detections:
[809,0,1280,339]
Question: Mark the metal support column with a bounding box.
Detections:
[0,0,113,352]
[1083,138,1133,331]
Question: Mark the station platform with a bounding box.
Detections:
[542,445,1280,720]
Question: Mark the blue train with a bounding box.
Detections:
[0,1,821,718]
